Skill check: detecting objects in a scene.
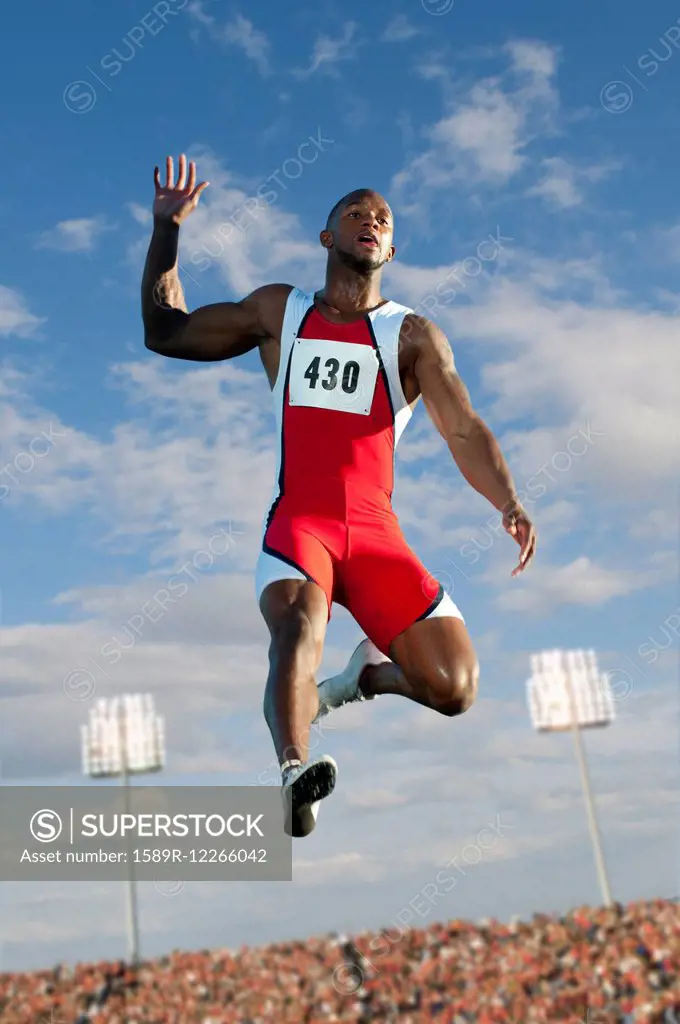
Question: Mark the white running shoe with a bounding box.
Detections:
[281,755,337,838]
[314,638,390,722]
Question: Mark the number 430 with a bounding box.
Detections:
[304,356,360,394]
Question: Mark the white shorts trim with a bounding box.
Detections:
[255,549,308,603]
[422,590,465,624]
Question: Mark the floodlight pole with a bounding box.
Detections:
[118,705,141,966]
[564,667,613,908]
[82,694,164,968]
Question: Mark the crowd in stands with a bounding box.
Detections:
[1,898,677,1023]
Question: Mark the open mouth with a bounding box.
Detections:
[356,233,379,249]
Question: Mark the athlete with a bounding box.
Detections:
[142,155,537,838]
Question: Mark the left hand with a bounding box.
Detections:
[502,503,537,576]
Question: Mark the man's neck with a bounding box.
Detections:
[318,265,384,315]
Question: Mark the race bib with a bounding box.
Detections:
[287,338,379,416]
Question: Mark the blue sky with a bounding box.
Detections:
[1,0,678,972]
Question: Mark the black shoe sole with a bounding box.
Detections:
[284,760,337,838]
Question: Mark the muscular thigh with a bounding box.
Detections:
[259,510,338,618]
[389,614,477,686]
[340,514,444,656]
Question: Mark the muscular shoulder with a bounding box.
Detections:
[244,283,294,340]
[399,312,452,368]
[395,312,454,403]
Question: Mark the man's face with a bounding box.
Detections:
[323,192,396,273]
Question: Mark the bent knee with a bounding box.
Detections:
[430,659,479,717]
[269,605,317,659]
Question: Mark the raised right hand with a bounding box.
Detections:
[153,154,209,225]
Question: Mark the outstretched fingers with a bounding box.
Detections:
[192,179,210,200]
[186,158,196,193]
[152,154,209,218]
[176,153,187,191]
[154,155,208,197]
[511,520,537,576]
[186,158,209,198]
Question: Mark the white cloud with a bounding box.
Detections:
[36,216,113,253]
[293,852,386,884]
[0,576,361,783]
[495,555,663,614]
[660,221,680,262]
[628,506,678,542]
[520,253,623,305]
[345,789,410,810]
[504,38,557,81]
[293,22,358,78]
[381,16,418,43]
[0,285,44,337]
[392,40,559,200]
[0,381,107,513]
[189,8,271,76]
[127,202,152,226]
[222,14,271,76]
[528,156,582,207]
[0,357,276,559]
[186,0,212,26]
[434,84,525,179]
[414,57,451,86]
[387,258,680,493]
[392,83,523,198]
[527,156,620,209]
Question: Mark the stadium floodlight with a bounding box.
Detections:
[526,649,614,907]
[81,693,166,965]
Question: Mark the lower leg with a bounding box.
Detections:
[260,581,329,767]
[264,637,320,766]
[359,661,422,702]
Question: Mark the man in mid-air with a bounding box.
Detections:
[142,155,536,838]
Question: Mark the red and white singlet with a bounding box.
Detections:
[255,287,463,654]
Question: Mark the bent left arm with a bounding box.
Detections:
[412,317,537,574]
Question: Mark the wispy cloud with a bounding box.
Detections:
[293,22,358,79]
[36,216,113,253]
[527,156,620,209]
[656,220,680,263]
[392,39,559,203]
[126,202,152,226]
[382,15,419,43]
[504,38,558,80]
[222,13,271,76]
[494,556,664,614]
[189,7,271,77]
[528,156,582,208]
[0,284,45,337]
[387,248,680,500]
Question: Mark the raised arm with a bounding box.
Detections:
[408,315,537,575]
[142,155,290,361]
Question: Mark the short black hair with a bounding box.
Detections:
[325,189,385,230]
[325,196,347,230]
